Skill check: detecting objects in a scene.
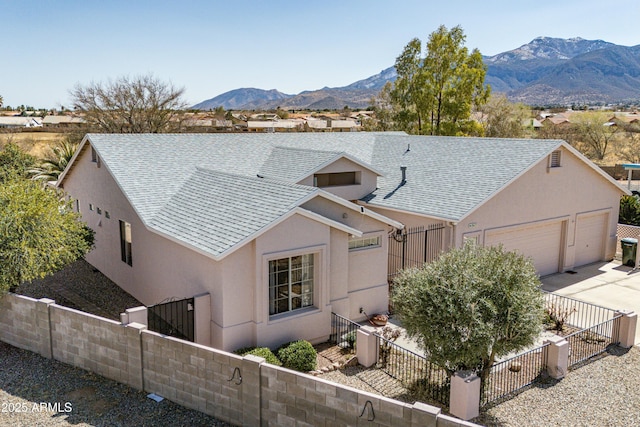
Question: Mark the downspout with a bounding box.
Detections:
[448,221,457,250]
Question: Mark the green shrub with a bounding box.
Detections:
[620,195,640,226]
[234,346,282,366]
[277,340,317,372]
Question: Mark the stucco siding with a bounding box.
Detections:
[297,157,378,200]
[460,146,622,271]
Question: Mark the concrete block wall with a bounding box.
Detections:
[49,304,142,389]
[0,292,477,427]
[0,293,52,357]
[260,363,461,427]
[141,330,245,426]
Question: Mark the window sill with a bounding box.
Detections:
[268,306,319,324]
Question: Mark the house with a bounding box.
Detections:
[57,133,402,351]
[57,132,627,350]
[0,116,42,128]
[42,115,86,128]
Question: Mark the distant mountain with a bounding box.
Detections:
[192,88,292,111]
[192,37,640,110]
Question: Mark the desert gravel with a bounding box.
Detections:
[0,341,231,427]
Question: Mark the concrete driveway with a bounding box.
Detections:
[541,260,640,344]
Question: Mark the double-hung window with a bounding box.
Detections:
[269,254,314,315]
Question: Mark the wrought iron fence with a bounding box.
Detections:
[565,316,621,368]
[147,297,195,342]
[481,344,550,406]
[375,334,450,407]
[543,291,619,331]
[388,224,445,279]
[329,312,361,353]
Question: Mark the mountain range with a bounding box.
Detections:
[192,37,640,110]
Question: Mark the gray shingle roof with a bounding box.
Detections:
[149,168,317,257]
[76,132,572,257]
[258,146,343,182]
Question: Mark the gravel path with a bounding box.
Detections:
[0,341,231,427]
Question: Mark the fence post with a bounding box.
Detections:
[615,310,637,348]
[35,298,55,359]
[449,370,480,421]
[241,354,264,427]
[356,325,378,367]
[544,335,569,379]
[124,322,146,390]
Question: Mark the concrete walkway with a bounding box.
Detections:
[541,260,640,344]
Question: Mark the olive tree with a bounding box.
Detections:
[392,242,544,380]
[69,74,187,133]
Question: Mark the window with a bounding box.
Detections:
[119,220,132,266]
[313,171,358,187]
[269,254,314,315]
[75,199,80,213]
[549,150,562,168]
[96,207,102,215]
[89,203,94,211]
[349,235,381,251]
[105,211,110,219]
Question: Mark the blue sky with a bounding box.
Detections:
[3,0,639,109]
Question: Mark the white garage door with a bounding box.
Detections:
[485,221,563,276]
[574,212,607,267]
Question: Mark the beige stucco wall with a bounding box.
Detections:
[457,146,623,271]
[61,141,391,352]
[297,157,378,201]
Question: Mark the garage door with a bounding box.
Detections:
[485,221,563,276]
[574,212,607,267]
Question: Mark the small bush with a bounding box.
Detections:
[277,340,317,372]
[234,346,282,366]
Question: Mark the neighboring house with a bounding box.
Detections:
[0,116,42,128]
[247,119,304,132]
[42,115,85,128]
[57,132,627,350]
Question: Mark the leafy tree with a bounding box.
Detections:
[0,179,93,293]
[0,142,37,183]
[478,94,531,138]
[69,74,187,133]
[29,138,79,183]
[0,95,3,109]
[389,25,490,135]
[392,242,543,380]
[619,195,640,226]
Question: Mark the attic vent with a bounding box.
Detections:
[549,150,562,168]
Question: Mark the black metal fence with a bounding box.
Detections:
[388,224,445,279]
[147,297,195,342]
[329,312,361,353]
[375,334,450,408]
[481,344,550,406]
[543,291,619,331]
[566,317,621,368]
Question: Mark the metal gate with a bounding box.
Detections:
[147,297,195,342]
[388,224,445,278]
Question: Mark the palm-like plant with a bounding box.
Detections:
[29,139,79,183]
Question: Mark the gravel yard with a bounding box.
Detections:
[0,341,230,427]
[14,259,142,321]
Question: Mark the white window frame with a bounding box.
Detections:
[348,234,382,251]
[268,253,315,316]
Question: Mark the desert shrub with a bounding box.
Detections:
[277,340,317,372]
[234,346,282,366]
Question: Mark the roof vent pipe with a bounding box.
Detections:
[401,165,407,183]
